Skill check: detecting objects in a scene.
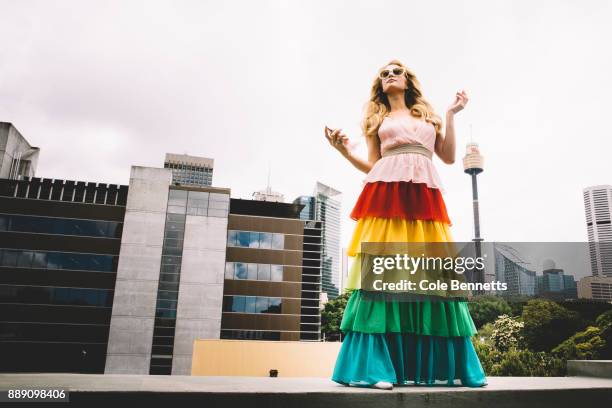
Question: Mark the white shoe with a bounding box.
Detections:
[372,381,393,390]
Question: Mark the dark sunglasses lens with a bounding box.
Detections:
[393,68,404,75]
[380,70,390,78]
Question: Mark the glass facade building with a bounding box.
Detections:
[494,243,536,297]
[222,198,322,341]
[294,182,341,299]
[0,176,128,373]
[148,187,230,375]
[536,268,578,300]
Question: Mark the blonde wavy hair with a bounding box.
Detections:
[361,59,443,140]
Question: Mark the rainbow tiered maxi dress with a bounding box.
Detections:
[331,115,487,387]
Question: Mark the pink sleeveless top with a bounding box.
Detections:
[362,115,445,193]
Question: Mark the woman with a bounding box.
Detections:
[324,59,487,390]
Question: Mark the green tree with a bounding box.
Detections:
[468,295,512,328]
[552,326,605,360]
[561,301,612,326]
[321,289,353,341]
[595,310,612,359]
[504,294,531,317]
[520,299,582,352]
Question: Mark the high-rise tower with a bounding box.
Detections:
[294,182,341,299]
[463,142,485,290]
[583,185,612,277]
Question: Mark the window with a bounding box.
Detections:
[187,191,209,216]
[237,231,251,247]
[167,189,188,214]
[255,297,269,313]
[0,214,121,238]
[272,233,284,249]
[267,297,282,313]
[17,251,33,267]
[271,265,283,281]
[232,296,246,312]
[0,249,116,272]
[235,262,247,279]
[223,296,283,314]
[224,262,283,282]
[260,233,272,249]
[247,263,258,280]
[161,263,181,274]
[227,230,285,249]
[257,264,270,280]
[160,273,180,283]
[249,232,260,248]
[245,296,256,313]
[227,230,237,246]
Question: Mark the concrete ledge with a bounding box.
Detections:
[568,360,612,378]
[1,374,612,407]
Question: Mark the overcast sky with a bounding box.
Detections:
[1,0,610,263]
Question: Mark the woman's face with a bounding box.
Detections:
[380,64,408,94]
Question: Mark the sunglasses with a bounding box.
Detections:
[378,67,406,80]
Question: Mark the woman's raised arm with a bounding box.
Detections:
[324,127,380,174]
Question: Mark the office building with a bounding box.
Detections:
[222,198,322,341]
[164,153,214,187]
[583,185,612,277]
[105,166,230,375]
[577,275,612,301]
[0,122,39,180]
[535,260,577,300]
[1,165,322,374]
[1,122,324,374]
[0,176,128,373]
[293,182,341,299]
[494,243,536,296]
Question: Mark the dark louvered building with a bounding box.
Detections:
[0,176,128,373]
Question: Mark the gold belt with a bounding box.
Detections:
[382,143,433,159]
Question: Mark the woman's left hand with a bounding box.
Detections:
[447,89,469,115]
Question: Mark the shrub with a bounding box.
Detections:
[520,299,582,352]
[490,314,524,352]
[552,326,605,360]
[473,340,565,376]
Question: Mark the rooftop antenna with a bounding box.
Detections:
[267,160,271,192]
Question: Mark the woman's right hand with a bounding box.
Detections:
[324,126,351,157]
